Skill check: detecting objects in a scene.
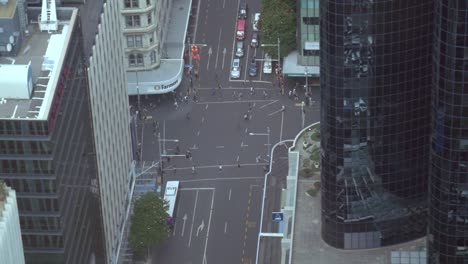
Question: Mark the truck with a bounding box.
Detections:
[236,19,246,40]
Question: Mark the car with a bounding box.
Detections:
[248,57,258,77]
[253,13,260,31]
[235,41,244,57]
[231,58,241,78]
[263,53,272,74]
[251,32,259,48]
[238,2,247,19]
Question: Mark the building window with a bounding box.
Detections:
[148,13,152,25]
[129,54,136,66]
[304,49,319,56]
[127,36,135,47]
[135,35,143,47]
[136,54,144,66]
[150,50,156,64]
[146,0,151,6]
[125,15,141,27]
[303,17,319,25]
[127,35,143,48]
[124,0,139,8]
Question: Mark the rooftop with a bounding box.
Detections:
[0,0,17,19]
[0,8,76,120]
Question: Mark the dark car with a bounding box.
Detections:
[249,57,258,77]
[238,2,247,19]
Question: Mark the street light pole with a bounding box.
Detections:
[277,37,281,71]
[305,66,309,94]
[136,71,140,113]
[267,126,271,158]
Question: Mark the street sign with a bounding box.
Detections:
[272,212,283,222]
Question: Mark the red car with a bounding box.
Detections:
[236,19,246,40]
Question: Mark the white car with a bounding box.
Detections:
[231,58,241,78]
[253,13,260,31]
[263,53,272,74]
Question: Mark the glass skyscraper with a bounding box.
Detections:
[320,0,432,249]
[428,1,468,263]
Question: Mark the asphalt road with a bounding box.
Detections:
[132,0,320,262]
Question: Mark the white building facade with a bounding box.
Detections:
[0,185,25,264]
[120,0,192,95]
[87,1,133,263]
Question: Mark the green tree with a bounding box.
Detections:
[129,192,170,256]
[259,0,297,60]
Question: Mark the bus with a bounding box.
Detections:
[163,181,180,226]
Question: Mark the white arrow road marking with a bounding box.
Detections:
[181,214,188,237]
[222,48,227,70]
[229,189,232,200]
[260,100,278,109]
[188,190,199,247]
[268,107,284,116]
[196,219,205,236]
[207,47,213,70]
[224,221,228,233]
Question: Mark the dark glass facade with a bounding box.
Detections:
[0,14,105,264]
[320,0,432,249]
[428,1,468,263]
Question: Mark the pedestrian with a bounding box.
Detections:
[250,87,255,96]
[176,145,180,154]
[193,94,198,102]
[256,155,261,163]
[237,162,241,168]
[174,101,179,110]
[288,90,292,99]
[263,90,268,99]
[186,112,191,120]
[192,166,196,174]
[293,88,297,96]
[244,113,249,120]
[219,165,223,173]
[238,92,243,100]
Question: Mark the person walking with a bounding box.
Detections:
[192,166,196,174]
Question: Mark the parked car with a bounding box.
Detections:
[250,32,259,48]
[263,53,272,74]
[231,58,241,78]
[238,2,247,19]
[235,41,244,57]
[253,13,260,31]
[248,57,258,77]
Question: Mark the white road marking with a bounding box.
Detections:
[196,219,205,236]
[205,104,209,110]
[236,155,240,162]
[202,117,205,122]
[268,107,284,116]
[216,145,225,148]
[229,189,232,200]
[181,214,188,237]
[260,100,278,109]
[197,99,276,105]
[190,144,198,150]
[197,130,200,136]
[215,28,222,68]
[188,190,199,248]
[224,221,228,233]
[207,47,212,70]
[245,128,248,133]
[202,189,216,264]
[280,110,284,141]
[222,48,227,70]
[180,176,264,183]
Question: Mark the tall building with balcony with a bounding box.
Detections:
[428,1,468,263]
[0,183,25,264]
[320,0,432,249]
[120,0,192,95]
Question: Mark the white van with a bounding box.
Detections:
[253,13,260,31]
[263,53,272,74]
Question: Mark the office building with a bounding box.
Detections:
[0,4,106,263]
[122,0,192,95]
[0,183,25,264]
[428,1,468,263]
[0,1,132,263]
[87,0,133,262]
[320,0,432,249]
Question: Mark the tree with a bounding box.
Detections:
[259,0,297,60]
[129,192,170,255]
